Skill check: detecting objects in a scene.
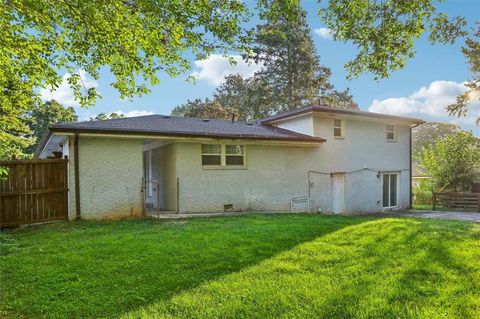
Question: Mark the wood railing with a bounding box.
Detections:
[432,192,480,212]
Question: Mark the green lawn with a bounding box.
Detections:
[1,215,479,319]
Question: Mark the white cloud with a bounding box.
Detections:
[191,54,262,86]
[112,110,155,117]
[314,27,333,40]
[368,80,480,132]
[40,70,98,107]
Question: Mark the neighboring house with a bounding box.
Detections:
[35,105,424,220]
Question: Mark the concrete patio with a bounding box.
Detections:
[378,210,480,223]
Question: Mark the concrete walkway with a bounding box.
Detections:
[379,210,480,223]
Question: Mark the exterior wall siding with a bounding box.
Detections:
[174,115,411,214]
[75,136,144,219]
[64,114,412,217]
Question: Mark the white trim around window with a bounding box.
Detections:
[333,119,345,139]
[201,144,247,169]
[385,124,396,142]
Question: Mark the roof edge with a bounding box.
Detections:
[260,106,425,125]
[49,127,327,143]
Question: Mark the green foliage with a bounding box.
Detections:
[2,216,479,318]
[248,1,332,110]
[412,179,433,206]
[447,23,480,125]
[320,0,468,80]
[418,131,480,192]
[412,122,461,158]
[26,100,77,154]
[0,167,9,179]
[1,0,251,159]
[172,98,239,120]
[173,2,358,121]
[90,112,125,121]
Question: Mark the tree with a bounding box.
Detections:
[91,113,125,121]
[213,74,276,120]
[448,23,480,124]
[248,1,333,111]
[173,2,358,121]
[412,122,461,158]
[320,0,468,80]
[26,100,77,154]
[173,98,239,120]
[319,1,478,123]
[1,0,251,159]
[418,131,480,192]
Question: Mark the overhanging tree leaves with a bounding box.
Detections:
[0,0,251,159]
[320,0,468,80]
[447,23,480,124]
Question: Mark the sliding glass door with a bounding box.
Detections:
[382,173,398,208]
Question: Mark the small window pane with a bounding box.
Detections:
[226,145,244,155]
[202,144,221,154]
[202,155,221,166]
[334,119,342,128]
[386,124,394,132]
[386,132,395,140]
[334,128,342,137]
[226,156,244,166]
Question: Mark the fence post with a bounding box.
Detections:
[432,192,436,211]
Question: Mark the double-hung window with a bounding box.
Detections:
[382,173,398,208]
[386,124,396,141]
[225,145,245,165]
[201,144,222,166]
[333,119,344,138]
[202,144,246,167]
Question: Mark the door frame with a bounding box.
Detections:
[332,173,346,214]
[382,172,400,209]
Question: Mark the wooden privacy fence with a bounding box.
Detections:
[0,159,68,227]
[433,192,480,211]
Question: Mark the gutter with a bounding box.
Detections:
[74,133,81,219]
[49,127,326,143]
[409,123,421,208]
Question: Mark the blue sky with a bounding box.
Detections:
[40,0,480,135]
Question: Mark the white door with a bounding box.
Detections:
[332,174,345,214]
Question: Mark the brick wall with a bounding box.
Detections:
[173,116,411,214]
[68,136,144,219]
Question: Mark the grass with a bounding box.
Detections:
[412,203,433,210]
[1,215,479,319]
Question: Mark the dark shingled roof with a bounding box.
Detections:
[260,105,425,124]
[50,115,325,142]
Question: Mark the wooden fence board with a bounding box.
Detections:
[0,159,68,227]
[433,192,480,211]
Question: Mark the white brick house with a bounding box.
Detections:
[35,105,423,220]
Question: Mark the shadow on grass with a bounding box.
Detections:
[0,214,369,319]
[120,218,480,319]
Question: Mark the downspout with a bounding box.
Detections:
[409,123,420,209]
[74,133,81,219]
